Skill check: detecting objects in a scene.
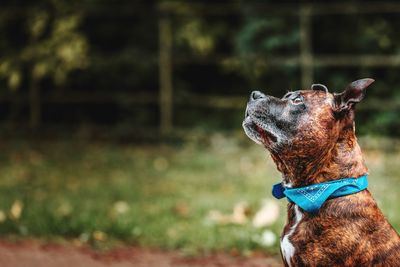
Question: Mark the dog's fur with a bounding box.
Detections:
[243,79,400,266]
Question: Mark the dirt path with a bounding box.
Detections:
[0,240,283,267]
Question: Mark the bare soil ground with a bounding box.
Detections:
[0,240,283,267]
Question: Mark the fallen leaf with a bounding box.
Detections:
[0,210,6,223]
[252,230,277,247]
[10,200,23,220]
[113,201,130,215]
[207,201,250,225]
[252,199,279,228]
[93,230,107,241]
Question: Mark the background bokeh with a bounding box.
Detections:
[0,0,399,257]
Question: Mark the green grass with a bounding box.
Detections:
[0,134,398,255]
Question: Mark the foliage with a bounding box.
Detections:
[0,1,88,90]
[235,17,299,56]
[176,19,216,57]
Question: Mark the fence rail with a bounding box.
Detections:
[0,92,398,112]
[159,2,400,15]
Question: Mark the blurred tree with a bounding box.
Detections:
[232,16,299,89]
[0,0,89,128]
[0,1,398,136]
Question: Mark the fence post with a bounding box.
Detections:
[158,15,173,134]
[299,4,313,89]
[29,70,41,129]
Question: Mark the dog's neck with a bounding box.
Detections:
[272,127,368,188]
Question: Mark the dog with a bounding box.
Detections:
[243,79,400,266]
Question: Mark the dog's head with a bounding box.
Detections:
[243,79,374,158]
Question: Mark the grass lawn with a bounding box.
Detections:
[0,134,398,256]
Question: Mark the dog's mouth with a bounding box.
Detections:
[243,107,278,145]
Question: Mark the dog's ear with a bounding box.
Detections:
[311,84,328,93]
[334,78,374,112]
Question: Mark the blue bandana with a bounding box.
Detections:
[272,175,368,213]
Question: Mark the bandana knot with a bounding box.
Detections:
[272,175,368,213]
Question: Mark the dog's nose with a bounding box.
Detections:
[250,91,266,101]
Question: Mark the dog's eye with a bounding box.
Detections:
[291,96,303,105]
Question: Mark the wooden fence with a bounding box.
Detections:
[155,2,400,133]
[3,2,400,133]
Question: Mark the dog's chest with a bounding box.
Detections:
[281,205,303,267]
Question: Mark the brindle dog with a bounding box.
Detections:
[243,78,400,266]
